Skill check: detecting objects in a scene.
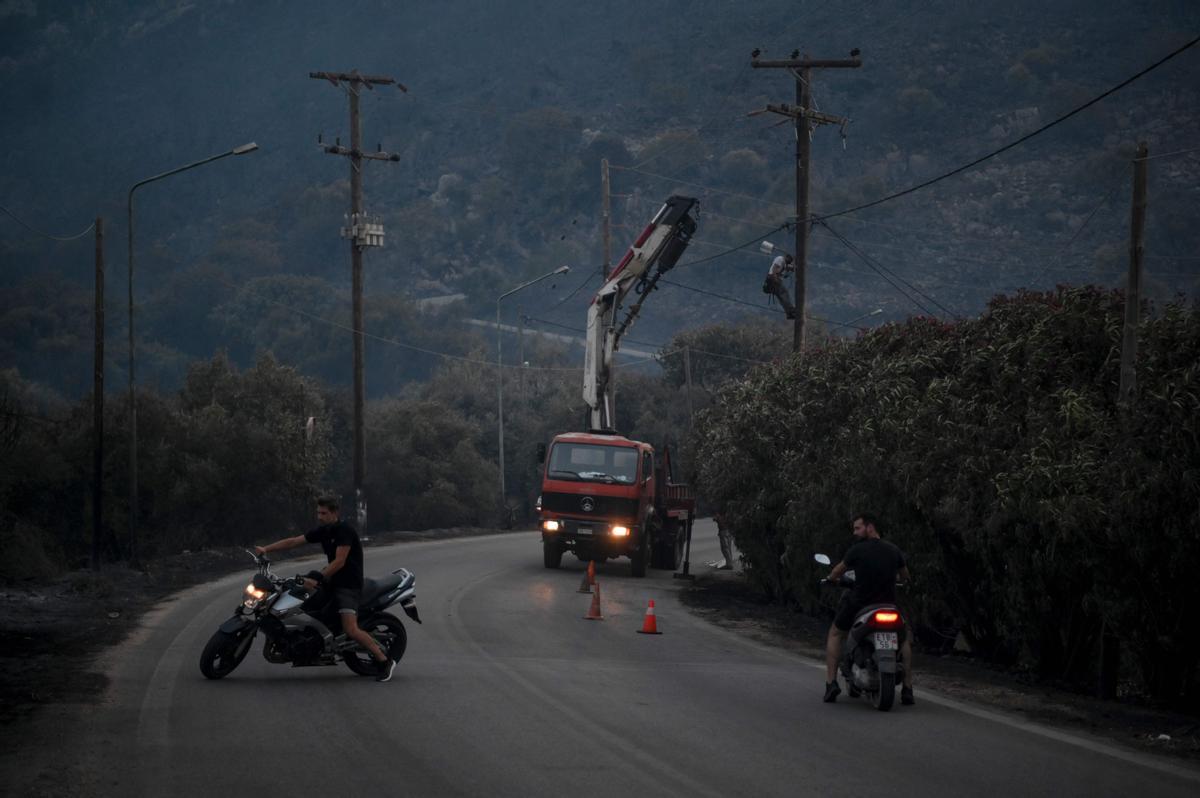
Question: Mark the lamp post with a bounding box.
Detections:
[496,265,569,506]
[126,141,258,564]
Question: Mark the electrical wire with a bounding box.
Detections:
[812,34,1200,222]
[814,220,946,317]
[1,205,96,242]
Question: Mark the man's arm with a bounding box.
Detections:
[321,545,350,582]
[828,560,848,583]
[255,535,307,556]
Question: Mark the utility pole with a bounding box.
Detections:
[310,70,405,532]
[1101,140,1149,701]
[601,158,612,281]
[93,217,104,571]
[751,49,862,352]
[1119,141,1148,406]
[683,346,695,427]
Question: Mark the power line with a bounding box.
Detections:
[815,220,947,317]
[544,269,600,312]
[0,205,96,242]
[658,277,873,331]
[1135,145,1200,161]
[676,222,793,268]
[813,34,1200,222]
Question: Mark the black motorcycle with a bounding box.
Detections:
[199,551,421,680]
[816,553,907,711]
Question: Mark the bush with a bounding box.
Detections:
[694,287,1200,705]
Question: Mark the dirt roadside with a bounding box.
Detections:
[2,532,1197,766]
[679,569,1200,762]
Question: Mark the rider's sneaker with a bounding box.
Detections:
[901,686,915,705]
[823,681,841,703]
[376,658,396,683]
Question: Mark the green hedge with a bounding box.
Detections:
[693,287,1200,704]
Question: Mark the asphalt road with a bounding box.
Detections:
[7,524,1199,797]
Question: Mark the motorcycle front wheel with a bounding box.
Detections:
[199,628,254,679]
[343,613,408,676]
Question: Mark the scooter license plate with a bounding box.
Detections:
[874,632,898,650]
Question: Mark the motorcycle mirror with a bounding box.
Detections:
[814,553,831,566]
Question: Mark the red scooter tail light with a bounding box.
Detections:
[873,611,900,625]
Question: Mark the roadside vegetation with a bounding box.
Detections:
[693,286,1200,707]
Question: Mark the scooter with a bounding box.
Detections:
[199,551,421,680]
[815,553,907,711]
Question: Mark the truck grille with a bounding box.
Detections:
[541,492,638,519]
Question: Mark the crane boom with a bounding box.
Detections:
[583,195,698,431]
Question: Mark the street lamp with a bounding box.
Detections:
[496,265,570,506]
[126,141,258,564]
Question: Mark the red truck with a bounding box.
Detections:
[537,432,694,576]
[536,196,700,576]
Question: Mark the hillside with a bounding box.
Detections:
[2,0,1198,396]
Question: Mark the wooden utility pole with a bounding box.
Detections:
[310,70,405,532]
[1101,141,1149,700]
[1119,141,1148,405]
[93,217,104,570]
[601,158,612,281]
[683,346,695,427]
[751,50,862,352]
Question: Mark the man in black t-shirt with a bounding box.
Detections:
[256,496,396,682]
[821,513,914,705]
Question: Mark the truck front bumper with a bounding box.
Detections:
[541,518,639,558]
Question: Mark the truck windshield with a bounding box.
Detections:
[547,443,639,484]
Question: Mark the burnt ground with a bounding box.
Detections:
[679,570,1200,762]
[1,533,1197,766]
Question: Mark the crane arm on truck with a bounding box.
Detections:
[582,195,699,432]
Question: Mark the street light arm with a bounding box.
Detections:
[128,142,258,198]
[499,265,570,303]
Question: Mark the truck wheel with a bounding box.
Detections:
[543,540,563,569]
[654,519,683,569]
[630,535,648,578]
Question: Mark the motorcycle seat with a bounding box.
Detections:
[360,573,409,607]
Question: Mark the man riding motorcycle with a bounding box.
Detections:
[823,512,915,705]
[255,495,396,682]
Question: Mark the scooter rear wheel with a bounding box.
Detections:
[873,671,895,711]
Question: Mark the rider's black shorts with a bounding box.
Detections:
[834,593,864,632]
[332,586,361,615]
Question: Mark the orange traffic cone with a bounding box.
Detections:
[577,560,595,593]
[637,599,662,634]
[584,581,604,620]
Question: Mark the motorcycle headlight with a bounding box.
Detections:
[243,582,268,609]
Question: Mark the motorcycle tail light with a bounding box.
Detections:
[873,611,900,624]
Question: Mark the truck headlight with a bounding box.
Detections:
[611,525,629,537]
[543,520,560,532]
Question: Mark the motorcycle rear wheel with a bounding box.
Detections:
[343,613,408,676]
[199,629,253,679]
[873,671,895,711]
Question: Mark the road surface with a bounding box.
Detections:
[6,523,1198,797]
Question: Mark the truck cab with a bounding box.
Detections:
[538,431,690,577]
